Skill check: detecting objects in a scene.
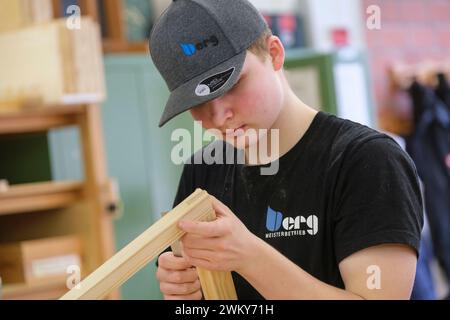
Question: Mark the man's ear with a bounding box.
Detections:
[267,36,285,71]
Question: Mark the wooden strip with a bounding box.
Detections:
[197,268,238,300]
[196,205,237,300]
[60,189,237,300]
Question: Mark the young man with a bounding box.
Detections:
[150,0,423,299]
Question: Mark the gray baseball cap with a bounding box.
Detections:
[149,0,267,127]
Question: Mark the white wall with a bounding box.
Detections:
[247,0,299,14]
[249,0,366,51]
[303,0,366,51]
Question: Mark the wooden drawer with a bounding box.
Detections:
[0,235,82,286]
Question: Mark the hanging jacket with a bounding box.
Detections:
[436,73,450,111]
[405,81,450,286]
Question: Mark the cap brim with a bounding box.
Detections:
[158,50,247,127]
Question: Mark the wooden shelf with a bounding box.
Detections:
[0,181,83,216]
[2,279,69,300]
[103,40,149,54]
[0,104,87,135]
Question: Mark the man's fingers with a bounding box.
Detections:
[182,233,221,250]
[156,266,198,284]
[160,279,201,296]
[164,290,202,300]
[177,196,235,237]
[158,251,192,270]
[186,256,217,271]
[183,247,215,262]
[178,219,226,237]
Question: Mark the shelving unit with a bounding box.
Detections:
[0,103,118,300]
[51,0,149,54]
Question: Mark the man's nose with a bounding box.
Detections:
[208,97,233,128]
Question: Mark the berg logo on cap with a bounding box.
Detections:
[180,35,219,57]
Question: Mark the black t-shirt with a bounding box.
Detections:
[171,111,424,299]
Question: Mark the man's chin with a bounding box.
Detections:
[224,135,259,150]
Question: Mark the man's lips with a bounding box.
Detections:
[223,125,246,137]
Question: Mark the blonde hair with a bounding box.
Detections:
[248,27,273,61]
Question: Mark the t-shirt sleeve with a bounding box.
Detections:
[333,137,424,263]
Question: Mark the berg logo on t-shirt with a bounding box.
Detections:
[265,207,318,239]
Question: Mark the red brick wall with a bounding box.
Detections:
[363,0,450,134]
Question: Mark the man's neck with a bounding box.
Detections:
[245,90,318,165]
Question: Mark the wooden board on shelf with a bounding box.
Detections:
[0,0,27,33]
[0,235,82,286]
[0,181,83,216]
[60,189,237,300]
[0,196,116,300]
[0,0,53,33]
[0,17,105,111]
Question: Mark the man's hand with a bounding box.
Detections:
[178,195,259,274]
[156,252,203,300]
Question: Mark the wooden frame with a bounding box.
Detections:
[60,189,237,300]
